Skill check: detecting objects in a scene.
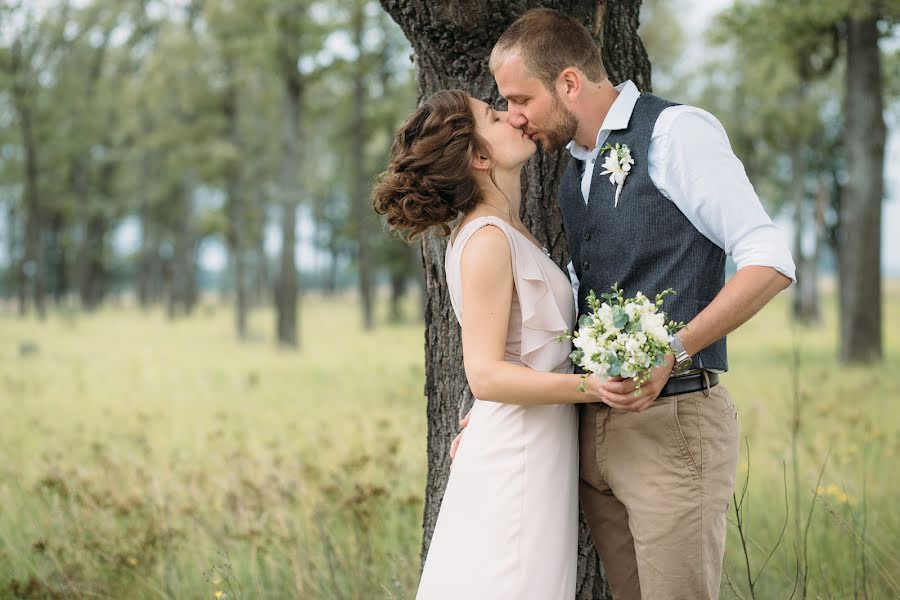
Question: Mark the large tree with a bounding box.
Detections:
[379,2,650,597]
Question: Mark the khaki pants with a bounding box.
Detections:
[579,384,740,600]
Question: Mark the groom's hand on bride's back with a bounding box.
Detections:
[449,409,472,461]
[598,354,676,412]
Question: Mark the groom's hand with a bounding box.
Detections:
[599,354,675,412]
[449,409,472,461]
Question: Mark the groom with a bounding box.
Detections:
[484,8,794,600]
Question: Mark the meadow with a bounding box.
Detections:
[1,283,898,599]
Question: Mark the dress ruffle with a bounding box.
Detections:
[446,216,574,373]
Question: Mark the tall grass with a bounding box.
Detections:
[0,284,897,598]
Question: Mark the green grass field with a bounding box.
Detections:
[1,285,898,599]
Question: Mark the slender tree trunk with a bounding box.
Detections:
[6,202,20,308]
[15,93,45,319]
[169,181,195,318]
[277,199,299,346]
[388,269,407,323]
[326,230,340,296]
[840,14,883,363]
[353,0,375,330]
[47,210,68,305]
[274,8,303,348]
[256,211,270,308]
[223,68,248,340]
[79,213,107,311]
[789,141,819,325]
[137,211,157,309]
[380,2,649,597]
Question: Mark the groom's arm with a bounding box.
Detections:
[678,266,790,357]
[598,107,794,411]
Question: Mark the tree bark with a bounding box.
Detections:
[11,49,45,320]
[380,1,650,597]
[168,179,196,318]
[274,8,304,348]
[223,62,248,340]
[840,14,883,363]
[353,0,375,331]
[789,140,820,325]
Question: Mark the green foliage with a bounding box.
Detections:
[0,0,417,306]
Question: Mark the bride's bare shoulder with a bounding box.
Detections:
[459,224,511,278]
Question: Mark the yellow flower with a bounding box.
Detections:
[214,592,225,599]
[127,557,138,566]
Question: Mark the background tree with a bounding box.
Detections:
[707,0,899,362]
[379,2,650,597]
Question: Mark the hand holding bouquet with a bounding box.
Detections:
[561,284,686,393]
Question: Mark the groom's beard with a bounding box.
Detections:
[538,97,578,154]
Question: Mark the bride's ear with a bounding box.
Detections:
[472,153,492,172]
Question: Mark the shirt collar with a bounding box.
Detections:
[567,80,640,160]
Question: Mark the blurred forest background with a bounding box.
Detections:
[1,0,898,599]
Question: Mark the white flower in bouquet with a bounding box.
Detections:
[559,284,686,393]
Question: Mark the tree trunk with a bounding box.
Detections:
[78,213,107,311]
[840,14,883,363]
[380,2,650,597]
[47,210,69,305]
[326,230,340,296]
[137,211,159,309]
[388,268,407,323]
[256,212,270,308]
[169,181,195,318]
[223,65,248,340]
[276,200,299,346]
[789,140,819,325]
[274,9,304,348]
[13,80,45,319]
[353,0,375,331]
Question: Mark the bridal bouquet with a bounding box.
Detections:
[561,284,685,393]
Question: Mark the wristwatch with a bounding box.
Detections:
[668,333,693,377]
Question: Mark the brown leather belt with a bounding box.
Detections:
[658,370,719,397]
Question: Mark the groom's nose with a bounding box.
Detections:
[507,109,527,130]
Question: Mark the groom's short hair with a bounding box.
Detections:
[490,8,607,91]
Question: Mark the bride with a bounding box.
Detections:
[372,89,603,600]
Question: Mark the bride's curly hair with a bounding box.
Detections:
[372,89,489,241]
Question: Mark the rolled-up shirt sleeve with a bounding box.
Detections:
[649,107,796,283]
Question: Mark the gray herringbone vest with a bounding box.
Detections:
[558,93,728,371]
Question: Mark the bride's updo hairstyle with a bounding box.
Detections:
[372,89,489,240]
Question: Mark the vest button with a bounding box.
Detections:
[583,232,591,241]
[582,260,590,271]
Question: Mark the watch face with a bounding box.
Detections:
[674,357,692,375]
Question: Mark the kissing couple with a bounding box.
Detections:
[372,8,795,600]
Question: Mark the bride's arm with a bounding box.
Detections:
[459,226,603,406]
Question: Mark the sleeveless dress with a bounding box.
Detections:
[415,216,579,600]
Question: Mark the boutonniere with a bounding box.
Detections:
[599,142,634,207]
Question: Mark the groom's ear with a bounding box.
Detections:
[559,68,581,99]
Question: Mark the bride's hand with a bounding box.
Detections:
[581,373,606,404]
[449,409,472,461]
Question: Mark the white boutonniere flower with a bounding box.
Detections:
[599,142,634,207]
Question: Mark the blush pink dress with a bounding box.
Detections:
[415,216,579,600]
